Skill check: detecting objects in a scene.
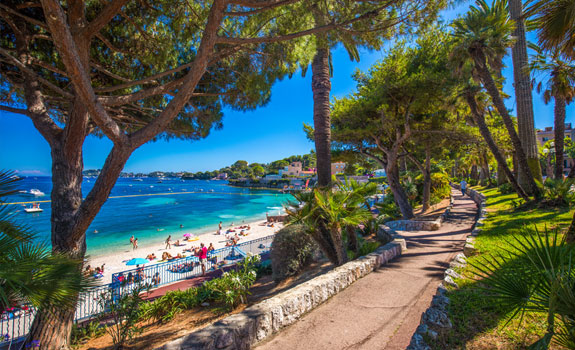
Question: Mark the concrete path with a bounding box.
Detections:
[255,190,477,350]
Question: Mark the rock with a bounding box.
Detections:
[431,295,450,310]
[449,261,466,269]
[463,243,477,257]
[475,221,485,228]
[454,253,467,264]
[436,283,448,296]
[407,333,431,350]
[215,330,234,349]
[445,269,462,280]
[201,302,210,307]
[466,236,475,244]
[423,307,453,329]
[377,225,395,244]
[444,275,458,288]
[471,228,482,236]
[416,324,438,340]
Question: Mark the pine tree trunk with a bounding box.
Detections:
[472,50,540,199]
[312,44,332,188]
[386,161,414,219]
[554,96,566,179]
[466,92,529,200]
[421,149,432,213]
[508,0,543,185]
[497,162,509,185]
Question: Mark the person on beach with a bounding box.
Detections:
[133,238,138,250]
[207,243,215,252]
[152,272,161,285]
[460,179,468,197]
[129,235,134,246]
[165,235,172,249]
[198,243,208,276]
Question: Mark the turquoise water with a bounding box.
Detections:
[7,177,292,256]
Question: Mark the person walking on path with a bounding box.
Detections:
[198,243,208,276]
[165,235,172,249]
[460,179,468,196]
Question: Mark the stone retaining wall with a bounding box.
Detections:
[380,196,454,235]
[158,239,406,350]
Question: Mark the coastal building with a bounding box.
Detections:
[536,124,575,175]
[331,162,346,175]
[217,173,228,180]
[279,161,303,176]
[537,124,575,145]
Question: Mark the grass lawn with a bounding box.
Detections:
[428,186,574,350]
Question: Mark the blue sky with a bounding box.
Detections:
[0,2,573,175]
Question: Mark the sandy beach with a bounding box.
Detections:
[86,219,284,284]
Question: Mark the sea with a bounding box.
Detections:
[6,176,292,257]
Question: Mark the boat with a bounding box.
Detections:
[29,189,45,196]
[133,179,143,182]
[24,203,43,213]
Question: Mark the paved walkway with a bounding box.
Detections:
[255,190,477,350]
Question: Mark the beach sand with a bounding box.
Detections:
[86,219,283,284]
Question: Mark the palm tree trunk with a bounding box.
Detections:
[472,50,541,199]
[566,210,575,244]
[346,226,359,255]
[465,92,530,200]
[554,95,566,179]
[312,44,332,188]
[508,0,543,185]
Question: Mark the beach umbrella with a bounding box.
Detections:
[183,233,192,237]
[125,258,149,266]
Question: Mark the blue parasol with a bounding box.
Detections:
[125,258,149,266]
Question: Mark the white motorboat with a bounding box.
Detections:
[29,189,45,196]
[24,203,43,213]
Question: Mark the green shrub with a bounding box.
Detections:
[71,321,106,347]
[430,172,451,204]
[98,283,150,349]
[375,193,401,220]
[498,182,514,194]
[473,228,575,349]
[202,254,259,309]
[358,241,381,256]
[543,179,575,207]
[139,255,260,322]
[271,224,318,282]
[255,259,272,278]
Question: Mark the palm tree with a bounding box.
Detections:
[531,47,575,179]
[451,0,542,198]
[526,0,575,59]
[286,179,375,266]
[462,85,530,200]
[508,0,543,186]
[0,171,90,343]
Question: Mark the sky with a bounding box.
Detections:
[0,2,573,175]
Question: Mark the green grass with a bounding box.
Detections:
[428,186,574,350]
